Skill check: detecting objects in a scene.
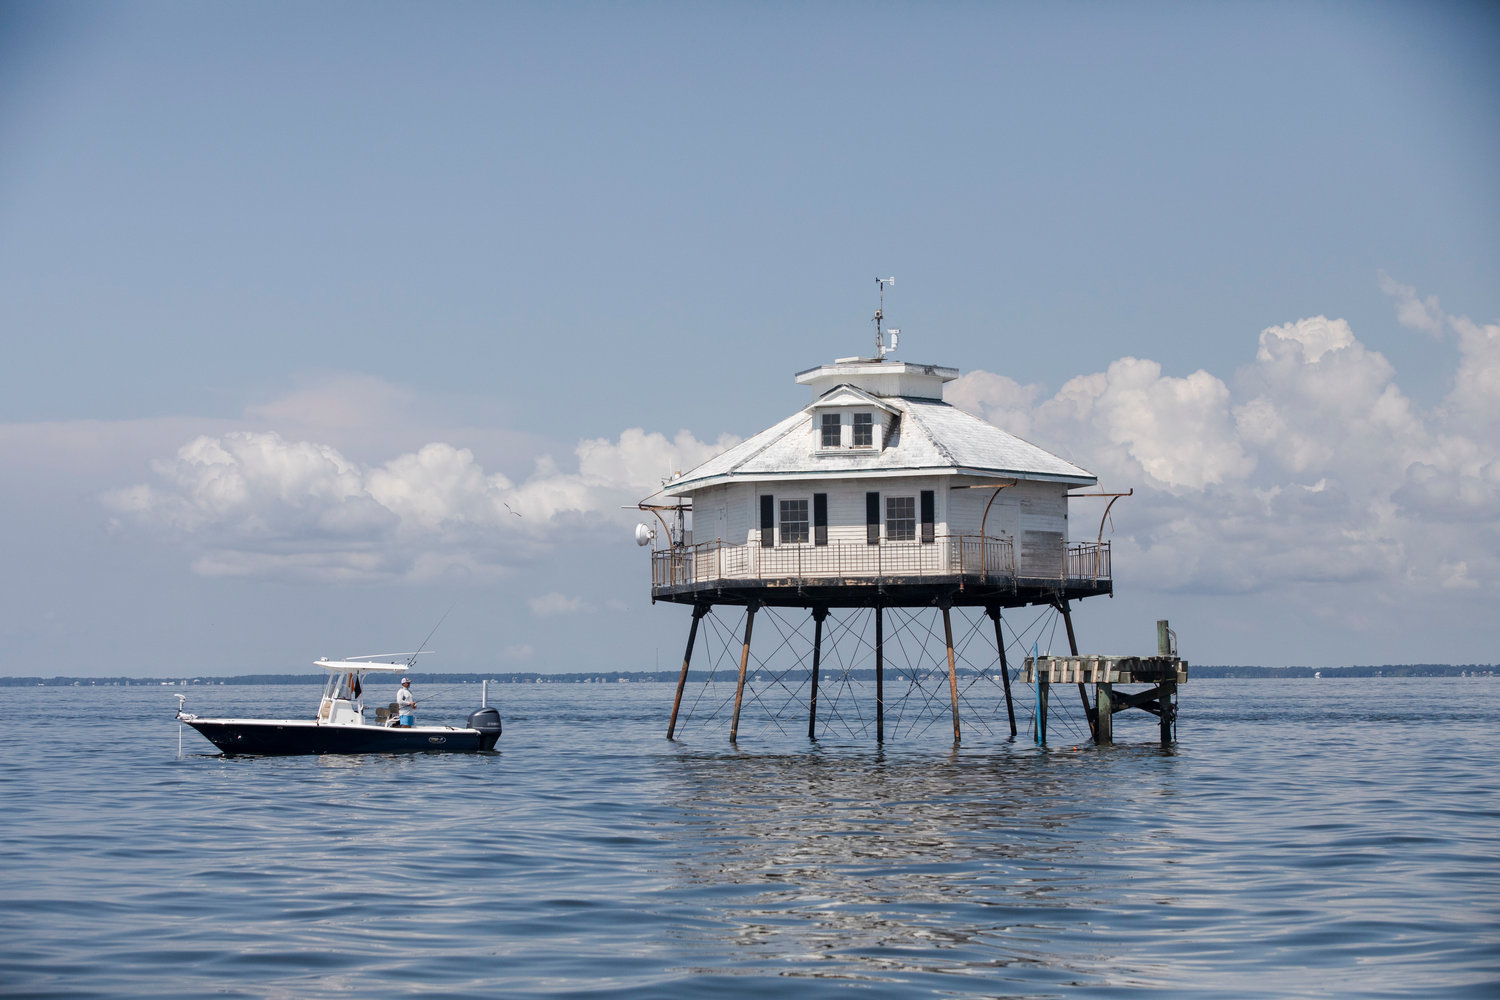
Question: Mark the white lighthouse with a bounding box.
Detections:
[640,291,1177,746]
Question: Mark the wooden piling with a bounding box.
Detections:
[942,604,961,744]
[1159,679,1175,744]
[1036,669,1049,745]
[808,606,827,740]
[666,603,709,740]
[729,603,758,742]
[1157,619,1176,744]
[1095,681,1113,743]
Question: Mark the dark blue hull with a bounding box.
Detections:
[185,719,498,756]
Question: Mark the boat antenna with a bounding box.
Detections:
[408,607,452,670]
[874,276,895,360]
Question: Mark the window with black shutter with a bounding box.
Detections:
[920,490,935,543]
[760,495,774,548]
[813,493,828,546]
[886,496,916,541]
[779,499,809,544]
[866,492,880,545]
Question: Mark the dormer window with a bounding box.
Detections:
[809,387,893,455]
[820,413,841,448]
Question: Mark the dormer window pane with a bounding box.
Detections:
[821,413,840,448]
[853,413,873,447]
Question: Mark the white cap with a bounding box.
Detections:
[401,677,410,684]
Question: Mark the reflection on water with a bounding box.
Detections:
[655,747,1183,991]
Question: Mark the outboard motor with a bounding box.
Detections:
[467,707,503,750]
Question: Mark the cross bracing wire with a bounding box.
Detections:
[816,607,871,740]
[668,600,1097,747]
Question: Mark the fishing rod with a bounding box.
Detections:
[407,607,453,669]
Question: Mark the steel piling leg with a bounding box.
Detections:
[942,604,961,745]
[729,603,758,743]
[986,605,1016,739]
[808,607,827,740]
[875,604,884,743]
[667,604,708,740]
[1058,600,1097,741]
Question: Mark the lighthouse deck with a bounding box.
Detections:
[651,535,1110,608]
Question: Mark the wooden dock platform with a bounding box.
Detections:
[1021,654,1188,685]
[1021,650,1188,744]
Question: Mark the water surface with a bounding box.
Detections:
[2,678,1496,998]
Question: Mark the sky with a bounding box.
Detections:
[2,1,1497,677]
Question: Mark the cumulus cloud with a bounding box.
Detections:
[1378,270,1444,337]
[1448,313,1500,434]
[1374,273,1500,435]
[527,592,593,616]
[952,281,1500,597]
[1043,358,1253,492]
[105,426,738,583]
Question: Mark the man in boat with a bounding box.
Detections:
[396,677,417,727]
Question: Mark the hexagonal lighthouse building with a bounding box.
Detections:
[641,349,1117,745]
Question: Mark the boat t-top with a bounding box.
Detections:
[175,653,502,756]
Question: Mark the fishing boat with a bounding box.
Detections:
[175,655,502,755]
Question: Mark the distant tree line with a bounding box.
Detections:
[3,664,1495,686]
[1185,664,1494,678]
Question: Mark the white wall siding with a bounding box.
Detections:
[947,482,1012,538]
[1017,482,1068,538]
[695,484,726,545]
[738,477,949,546]
[724,483,749,545]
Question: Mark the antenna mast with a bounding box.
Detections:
[874,276,895,360]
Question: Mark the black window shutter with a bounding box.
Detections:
[813,493,828,546]
[866,492,880,545]
[920,490,935,543]
[760,495,774,548]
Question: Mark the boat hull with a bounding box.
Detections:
[184,718,498,756]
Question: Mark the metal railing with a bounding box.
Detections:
[1066,540,1111,583]
[651,536,1111,590]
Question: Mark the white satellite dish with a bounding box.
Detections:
[634,523,657,547]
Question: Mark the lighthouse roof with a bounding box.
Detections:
[795,358,958,399]
[662,367,1095,496]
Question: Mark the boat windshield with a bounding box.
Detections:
[321,671,364,705]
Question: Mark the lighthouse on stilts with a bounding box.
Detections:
[638,281,1185,747]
